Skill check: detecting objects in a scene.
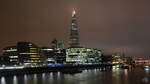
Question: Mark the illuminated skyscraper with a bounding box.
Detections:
[66,9,102,64]
[69,9,80,48]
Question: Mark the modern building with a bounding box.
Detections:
[112,54,121,64]
[40,47,55,64]
[69,9,80,48]
[0,55,10,66]
[17,42,43,66]
[66,9,102,64]
[2,46,19,65]
[54,49,66,63]
[41,47,66,64]
[51,39,65,50]
[0,55,3,65]
[66,48,101,64]
[134,57,150,66]
[40,39,66,64]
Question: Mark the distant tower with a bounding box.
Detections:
[69,9,80,48]
[51,38,58,49]
[51,38,65,49]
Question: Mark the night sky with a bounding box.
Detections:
[0,0,150,56]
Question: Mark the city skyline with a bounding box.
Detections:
[0,0,150,56]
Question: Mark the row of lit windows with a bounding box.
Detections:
[30,58,41,60]
[10,59,18,62]
[29,48,37,49]
[30,55,41,57]
[67,49,101,54]
[67,59,83,62]
[47,58,55,61]
[41,49,53,51]
[67,53,100,57]
[30,48,38,53]
[9,56,18,58]
[20,53,40,55]
[3,49,17,52]
[24,60,41,63]
[30,50,38,53]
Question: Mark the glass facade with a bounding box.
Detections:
[69,9,80,48]
[66,48,101,64]
[17,42,43,67]
[41,47,66,64]
[2,46,19,65]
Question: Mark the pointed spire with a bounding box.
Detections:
[70,8,80,48]
[72,8,76,17]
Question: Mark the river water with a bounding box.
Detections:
[0,68,150,84]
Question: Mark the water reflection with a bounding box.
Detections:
[57,72,61,80]
[50,72,53,80]
[42,73,46,84]
[33,74,37,84]
[24,74,27,84]
[1,77,6,84]
[112,70,120,84]
[13,75,18,84]
[1,68,150,84]
[124,69,128,81]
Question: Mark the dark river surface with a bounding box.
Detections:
[1,67,150,84]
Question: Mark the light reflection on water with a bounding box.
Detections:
[1,77,6,84]
[33,74,37,84]
[13,75,18,84]
[0,68,150,84]
[24,74,27,84]
[42,73,46,84]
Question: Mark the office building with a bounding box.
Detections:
[2,46,19,65]
[17,42,43,66]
